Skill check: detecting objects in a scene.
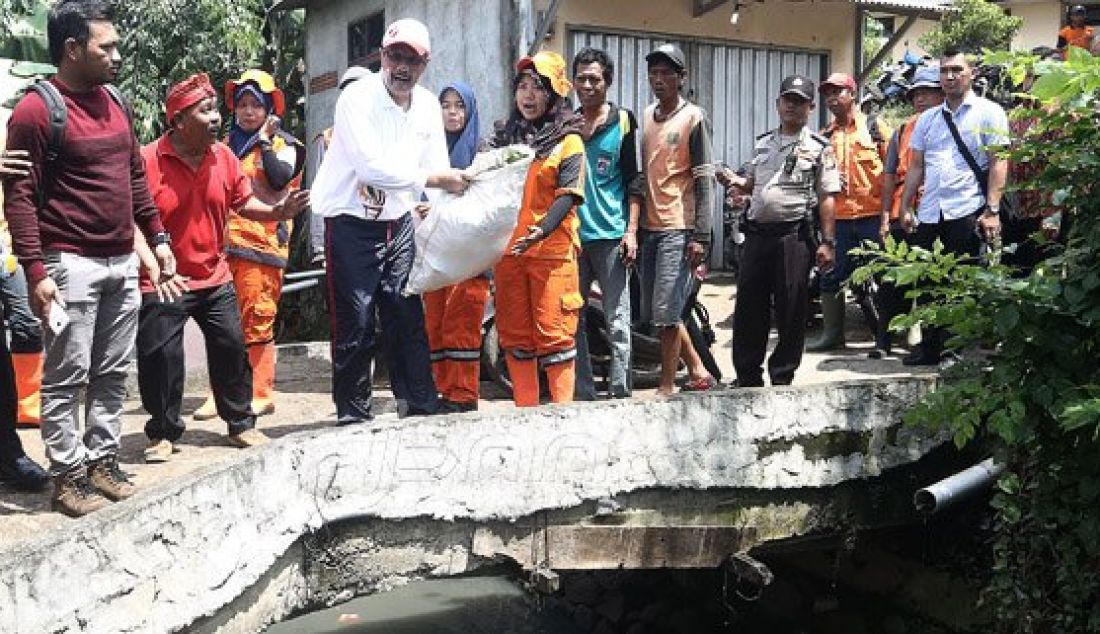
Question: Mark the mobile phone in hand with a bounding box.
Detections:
[46,299,69,336]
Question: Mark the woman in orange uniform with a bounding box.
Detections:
[491,52,586,407]
[423,82,490,413]
[194,70,304,419]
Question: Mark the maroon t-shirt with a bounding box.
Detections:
[2,78,164,284]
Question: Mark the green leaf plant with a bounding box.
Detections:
[851,51,1100,631]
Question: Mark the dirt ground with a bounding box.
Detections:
[0,272,930,540]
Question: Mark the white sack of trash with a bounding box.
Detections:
[405,145,534,295]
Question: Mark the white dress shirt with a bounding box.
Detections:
[311,72,450,221]
[909,91,1009,224]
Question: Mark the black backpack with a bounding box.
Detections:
[28,80,133,210]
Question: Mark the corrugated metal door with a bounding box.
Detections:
[568,28,829,268]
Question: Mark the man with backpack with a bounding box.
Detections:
[806,72,891,353]
[2,0,177,517]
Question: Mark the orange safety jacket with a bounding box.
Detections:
[889,114,920,219]
[226,132,304,268]
[823,112,890,221]
[508,133,587,261]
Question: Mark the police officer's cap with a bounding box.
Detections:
[779,75,815,101]
[646,44,687,72]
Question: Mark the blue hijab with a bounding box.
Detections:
[227,84,274,159]
[440,81,479,169]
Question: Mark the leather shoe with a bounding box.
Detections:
[0,454,50,492]
[902,347,940,366]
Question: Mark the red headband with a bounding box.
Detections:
[165,73,216,124]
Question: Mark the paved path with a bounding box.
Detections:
[0,273,931,541]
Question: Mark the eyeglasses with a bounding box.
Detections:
[383,48,426,68]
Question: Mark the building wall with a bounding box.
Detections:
[541,0,856,76]
[885,17,938,61]
[303,0,515,165]
[1008,1,1061,51]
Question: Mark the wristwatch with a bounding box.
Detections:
[821,236,836,248]
[152,231,172,246]
[984,205,1000,218]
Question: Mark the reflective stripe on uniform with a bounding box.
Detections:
[510,348,537,360]
[539,348,576,367]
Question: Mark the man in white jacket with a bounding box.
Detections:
[311,18,468,423]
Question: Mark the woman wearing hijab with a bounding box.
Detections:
[423,82,489,414]
[193,70,305,421]
[492,52,587,407]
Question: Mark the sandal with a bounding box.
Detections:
[681,375,718,392]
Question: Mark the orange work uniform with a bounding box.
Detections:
[224,133,302,413]
[423,276,491,405]
[494,133,587,407]
[888,114,920,219]
[822,113,890,220]
[1059,25,1094,51]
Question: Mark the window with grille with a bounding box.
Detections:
[348,11,384,71]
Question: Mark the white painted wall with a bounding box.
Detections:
[304,0,515,158]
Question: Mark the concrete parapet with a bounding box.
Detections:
[0,376,940,633]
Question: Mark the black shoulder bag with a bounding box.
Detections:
[940,109,1011,219]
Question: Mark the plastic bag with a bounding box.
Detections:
[405,145,534,295]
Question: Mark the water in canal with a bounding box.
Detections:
[266,575,581,634]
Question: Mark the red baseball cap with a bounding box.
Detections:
[819,72,857,93]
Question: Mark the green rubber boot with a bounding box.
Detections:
[807,291,846,352]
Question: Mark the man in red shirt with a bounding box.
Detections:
[136,73,307,464]
[3,0,177,517]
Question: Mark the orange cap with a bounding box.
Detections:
[516,51,572,97]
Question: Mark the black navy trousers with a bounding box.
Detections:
[324,213,438,422]
[732,222,813,387]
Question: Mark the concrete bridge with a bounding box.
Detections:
[0,373,946,633]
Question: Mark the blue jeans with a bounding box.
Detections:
[325,214,438,421]
[575,239,632,400]
[819,216,882,294]
[0,263,43,353]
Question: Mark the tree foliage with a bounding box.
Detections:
[114,0,266,142]
[919,0,1023,56]
[853,46,1100,632]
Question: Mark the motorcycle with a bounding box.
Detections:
[480,266,721,396]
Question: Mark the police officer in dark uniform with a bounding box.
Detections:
[722,75,841,387]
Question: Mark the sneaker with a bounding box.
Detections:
[52,467,111,517]
[144,439,174,464]
[227,428,269,448]
[0,454,50,492]
[88,455,136,501]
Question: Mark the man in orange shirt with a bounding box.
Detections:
[807,72,891,352]
[1058,5,1094,56]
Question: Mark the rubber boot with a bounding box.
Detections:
[192,393,218,420]
[11,352,42,426]
[806,291,846,352]
[506,356,540,407]
[249,342,276,416]
[545,361,576,404]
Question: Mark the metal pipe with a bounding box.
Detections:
[281,278,319,294]
[913,458,1005,515]
[283,269,326,282]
